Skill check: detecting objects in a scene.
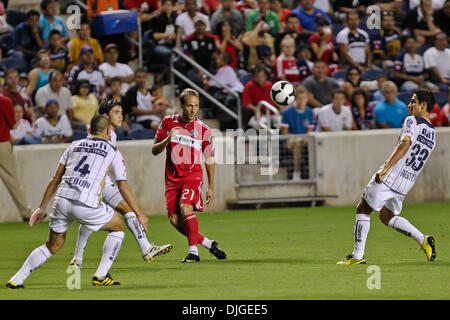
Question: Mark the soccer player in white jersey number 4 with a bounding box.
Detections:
[337,89,437,265]
[69,99,172,269]
[7,116,130,288]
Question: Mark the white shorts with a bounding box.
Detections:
[102,179,123,209]
[362,176,406,216]
[49,197,114,233]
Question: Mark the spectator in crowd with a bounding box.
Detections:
[35,70,74,121]
[409,0,446,10]
[371,12,402,69]
[0,68,35,124]
[210,0,245,37]
[281,85,314,180]
[25,49,53,99]
[175,0,211,48]
[242,18,276,72]
[68,45,106,99]
[274,13,307,56]
[436,88,450,126]
[332,0,367,20]
[274,36,300,84]
[86,0,119,20]
[99,43,134,95]
[350,88,375,130]
[423,32,450,91]
[106,77,133,133]
[302,60,340,108]
[71,79,99,129]
[336,11,372,72]
[342,65,367,101]
[67,21,104,66]
[433,0,450,37]
[394,35,438,92]
[316,89,353,131]
[10,104,41,145]
[0,1,12,35]
[374,81,408,128]
[245,0,281,36]
[296,44,314,80]
[213,20,243,70]
[0,95,32,221]
[182,18,217,89]
[202,52,243,130]
[403,0,442,46]
[43,29,71,75]
[33,99,72,143]
[270,0,291,27]
[308,15,338,68]
[291,0,332,34]
[18,73,29,94]
[241,64,276,129]
[125,68,165,131]
[12,9,43,64]
[372,73,388,102]
[39,0,69,42]
[147,0,177,82]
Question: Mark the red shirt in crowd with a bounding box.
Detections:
[437,103,450,126]
[0,95,16,142]
[123,0,159,11]
[274,54,300,84]
[242,79,276,114]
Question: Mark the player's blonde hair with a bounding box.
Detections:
[179,88,199,106]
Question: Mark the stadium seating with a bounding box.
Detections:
[71,130,88,142]
[361,69,386,81]
[434,91,448,107]
[127,128,156,140]
[115,130,131,141]
[397,91,414,105]
[331,70,347,82]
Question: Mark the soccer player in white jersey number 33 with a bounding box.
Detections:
[337,89,437,265]
[7,116,133,288]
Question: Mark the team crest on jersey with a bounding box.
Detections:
[190,129,199,138]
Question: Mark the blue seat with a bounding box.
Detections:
[127,128,156,140]
[361,69,386,81]
[5,9,27,27]
[397,91,414,105]
[331,70,347,81]
[434,91,448,107]
[71,130,88,142]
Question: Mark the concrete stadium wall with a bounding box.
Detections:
[1,128,449,223]
[313,128,450,206]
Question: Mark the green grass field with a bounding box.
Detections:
[0,202,449,300]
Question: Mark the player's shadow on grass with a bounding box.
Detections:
[223,258,315,264]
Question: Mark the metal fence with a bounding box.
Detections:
[234,133,317,186]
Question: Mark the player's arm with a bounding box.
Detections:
[152,127,178,156]
[205,157,215,206]
[116,181,149,232]
[375,137,412,184]
[30,163,66,226]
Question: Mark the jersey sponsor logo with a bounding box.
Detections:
[74,147,108,157]
[417,134,434,149]
[190,129,199,138]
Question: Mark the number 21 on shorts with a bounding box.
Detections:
[181,189,195,201]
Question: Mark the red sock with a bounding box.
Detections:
[184,214,200,246]
[197,232,205,245]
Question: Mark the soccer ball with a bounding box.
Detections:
[270,81,296,107]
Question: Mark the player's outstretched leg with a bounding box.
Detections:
[6,230,64,288]
[380,207,436,261]
[69,224,93,269]
[92,213,124,286]
[337,199,371,265]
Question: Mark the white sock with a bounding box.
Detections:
[352,213,371,260]
[9,245,52,285]
[200,237,213,250]
[188,245,198,256]
[94,231,124,278]
[73,224,93,264]
[388,216,425,246]
[124,212,152,254]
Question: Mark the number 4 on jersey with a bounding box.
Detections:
[74,156,91,177]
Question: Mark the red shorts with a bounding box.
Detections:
[165,179,204,217]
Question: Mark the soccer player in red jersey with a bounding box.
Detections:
[152,88,227,263]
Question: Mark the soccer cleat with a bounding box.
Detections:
[209,240,227,260]
[6,281,25,289]
[422,236,436,261]
[336,254,367,265]
[181,253,200,263]
[143,244,173,262]
[92,274,120,286]
[69,258,82,269]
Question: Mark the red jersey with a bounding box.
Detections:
[0,95,16,142]
[155,114,214,186]
[242,79,276,114]
[274,53,300,84]
[437,103,449,126]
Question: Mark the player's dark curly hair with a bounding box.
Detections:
[99,99,121,116]
[414,89,435,112]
